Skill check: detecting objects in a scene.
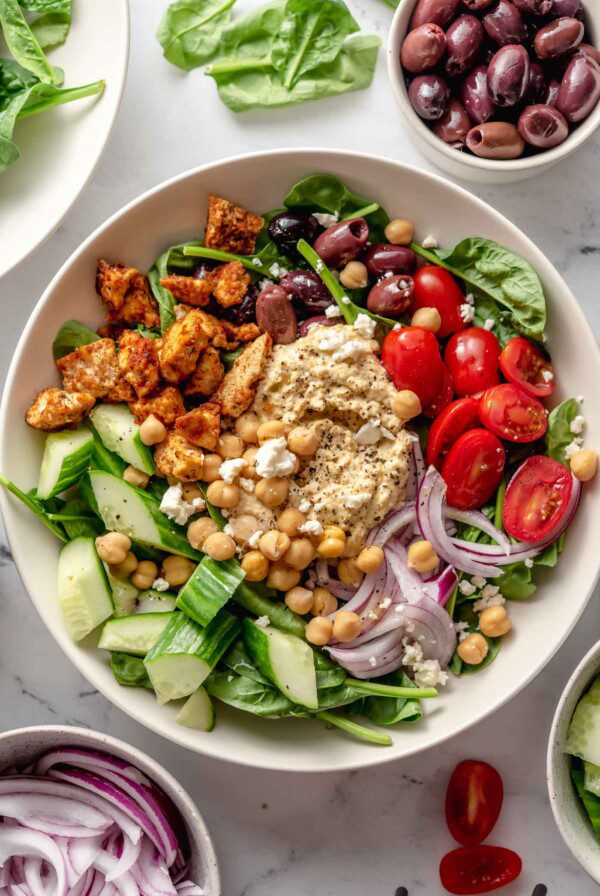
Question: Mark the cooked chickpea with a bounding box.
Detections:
[139,414,166,446]
[123,465,150,489]
[285,586,315,615]
[287,426,319,457]
[407,540,439,574]
[356,545,384,574]
[267,561,301,592]
[306,616,333,646]
[570,449,598,482]
[181,482,204,504]
[187,517,218,550]
[229,514,260,545]
[216,434,244,459]
[384,218,414,246]
[340,260,368,290]
[95,532,131,565]
[317,528,346,558]
[337,558,364,588]
[199,454,223,483]
[256,420,288,444]
[391,390,422,421]
[321,526,346,541]
[332,610,362,643]
[255,477,289,508]
[108,551,138,580]
[241,550,270,581]
[259,529,291,561]
[234,412,260,444]
[479,605,512,638]
[206,480,240,509]
[311,586,338,617]
[457,632,489,665]
[277,507,306,537]
[162,554,196,585]
[283,537,315,571]
[241,447,260,480]
[130,560,158,590]
[411,307,442,333]
[202,533,236,562]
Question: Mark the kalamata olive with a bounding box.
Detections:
[577,44,600,65]
[279,270,331,314]
[268,211,322,255]
[409,0,461,30]
[488,44,531,105]
[445,15,485,76]
[463,0,495,9]
[312,218,369,268]
[526,61,547,102]
[534,17,584,59]
[544,78,561,104]
[556,53,600,121]
[550,0,582,18]
[461,65,495,122]
[255,284,297,344]
[367,275,414,317]
[408,73,451,119]
[482,1,527,46]
[223,286,259,325]
[401,23,447,73]
[363,244,416,277]
[432,98,472,145]
[466,121,526,157]
[512,0,552,14]
[518,103,569,146]
[298,316,338,338]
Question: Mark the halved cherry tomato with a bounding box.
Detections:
[426,398,480,470]
[445,760,504,846]
[441,429,505,510]
[382,326,453,417]
[440,846,522,894]
[500,336,555,398]
[444,328,501,396]
[411,266,465,338]
[502,454,573,543]
[478,383,547,443]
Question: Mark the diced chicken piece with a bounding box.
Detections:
[174,401,221,450]
[96,261,159,329]
[129,386,185,424]
[220,320,261,349]
[154,430,204,482]
[105,377,136,403]
[204,194,264,255]
[213,332,272,418]
[117,330,160,398]
[25,387,95,431]
[56,338,120,398]
[183,346,225,397]
[159,310,212,383]
[208,262,250,308]
[159,274,212,308]
[95,259,138,313]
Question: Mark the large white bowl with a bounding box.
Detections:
[1,149,599,772]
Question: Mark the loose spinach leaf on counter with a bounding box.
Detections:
[0,0,57,83]
[284,173,389,242]
[157,0,237,71]
[52,319,101,360]
[546,398,579,467]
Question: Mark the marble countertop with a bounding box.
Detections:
[1,1,599,893]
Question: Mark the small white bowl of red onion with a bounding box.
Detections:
[0,725,220,896]
[388,0,600,183]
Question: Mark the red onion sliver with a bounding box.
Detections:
[0,793,112,839]
[444,507,510,554]
[34,751,149,788]
[0,827,68,896]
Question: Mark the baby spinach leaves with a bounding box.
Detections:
[284,173,389,241]
[157,0,237,71]
[546,398,579,466]
[0,474,68,542]
[52,319,101,360]
[0,0,57,83]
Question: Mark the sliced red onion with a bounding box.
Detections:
[325,579,357,602]
[0,793,112,839]
[0,828,68,896]
[367,503,416,547]
[104,837,141,883]
[175,883,205,896]
[35,751,150,789]
[444,507,510,554]
[384,541,427,603]
[130,838,177,896]
[412,432,426,482]
[422,565,458,607]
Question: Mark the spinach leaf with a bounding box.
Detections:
[157,0,237,71]
[110,653,154,690]
[546,398,579,466]
[19,0,70,11]
[52,498,103,539]
[571,766,600,839]
[450,602,502,675]
[52,319,101,360]
[0,57,38,112]
[0,0,56,83]
[206,669,295,717]
[147,253,177,333]
[471,288,520,347]
[314,648,346,689]
[224,639,271,685]
[361,672,423,725]
[0,474,67,541]
[316,683,364,710]
[29,11,70,50]
[284,173,389,241]
[222,346,245,370]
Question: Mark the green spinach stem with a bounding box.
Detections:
[344,678,437,699]
[316,711,392,745]
[182,244,273,278]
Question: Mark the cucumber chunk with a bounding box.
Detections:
[106,569,139,617]
[89,404,154,474]
[176,556,245,626]
[37,428,94,499]
[98,613,175,656]
[136,590,177,614]
[177,687,215,731]
[242,619,318,710]
[57,537,113,641]
[566,676,600,767]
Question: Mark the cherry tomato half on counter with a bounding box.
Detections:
[444,328,501,397]
[382,326,453,417]
[445,760,504,846]
[440,846,522,895]
[499,336,555,398]
[502,455,574,543]
[478,383,547,443]
[411,266,465,338]
[426,398,480,470]
[442,429,505,510]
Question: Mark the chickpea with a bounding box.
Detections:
[241,550,270,582]
[306,616,333,646]
[407,540,439,574]
[162,554,196,586]
[285,586,315,615]
[340,260,368,290]
[202,533,236,562]
[321,526,346,542]
[384,218,414,246]
[356,545,384,574]
[570,449,598,482]
[317,527,346,558]
[187,517,218,550]
[278,507,306,537]
[411,307,442,333]
[284,537,315,571]
[259,529,291,561]
[457,632,489,665]
[267,561,301,592]
[287,426,319,457]
[95,532,131,565]
[337,558,364,588]
[391,390,422,421]
[257,420,288,444]
[234,412,260,444]
[181,482,204,504]
[241,447,260,480]
[123,465,150,489]
[255,477,289,508]
[217,434,244,459]
[311,586,338,617]
[130,560,158,590]
[479,605,512,638]
[229,514,260,545]
[108,551,138,580]
[206,480,240,509]
[139,414,166,446]
[199,454,223,483]
[332,610,362,643]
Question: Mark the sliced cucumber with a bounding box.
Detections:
[106,569,140,617]
[37,428,94,499]
[566,676,600,767]
[136,590,177,614]
[89,404,154,474]
[98,613,174,656]
[90,430,127,477]
[177,687,215,731]
[57,537,113,641]
[145,610,240,704]
[176,556,245,627]
[81,470,202,561]
[584,761,600,798]
[242,619,318,710]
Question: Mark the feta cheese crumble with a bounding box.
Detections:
[269,262,288,278]
[255,437,296,478]
[565,437,583,460]
[313,212,339,227]
[353,313,377,339]
[368,656,377,668]
[473,592,506,612]
[251,257,262,267]
[524,557,534,568]
[299,519,324,536]
[471,575,487,589]
[159,482,205,526]
[458,579,476,596]
[414,659,448,689]
[421,234,439,249]
[465,293,475,305]
[248,530,262,548]
[570,415,585,435]
[459,303,475,324]
[317,330,346,352]
[152,578,170,592]
[219,458,247,483]
[332,339,376,362]
[325,304,342,318]
[483,318,495,331]
[345,492,371,510]
[239,477,255,493]
[355,419,383,446]
[298,498,312,513]
[542,370,554,383]
[255,615,270,628]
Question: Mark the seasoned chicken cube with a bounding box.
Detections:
[154,430,204,481]
[129,386,185,424]
[159,309,212,383]
[204,194,264,255]
[95,259,138,313]
[220,320,261,349]
[25,387,95,431]
[97,261,159,329]
[159,274,212,308]
[208,262,250,308]
[117,330,160,398]
[183,346,225,397]
[105,377,136,403]
[174,401,221,450]
[56,338,120,398]
[213,332,272,418]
